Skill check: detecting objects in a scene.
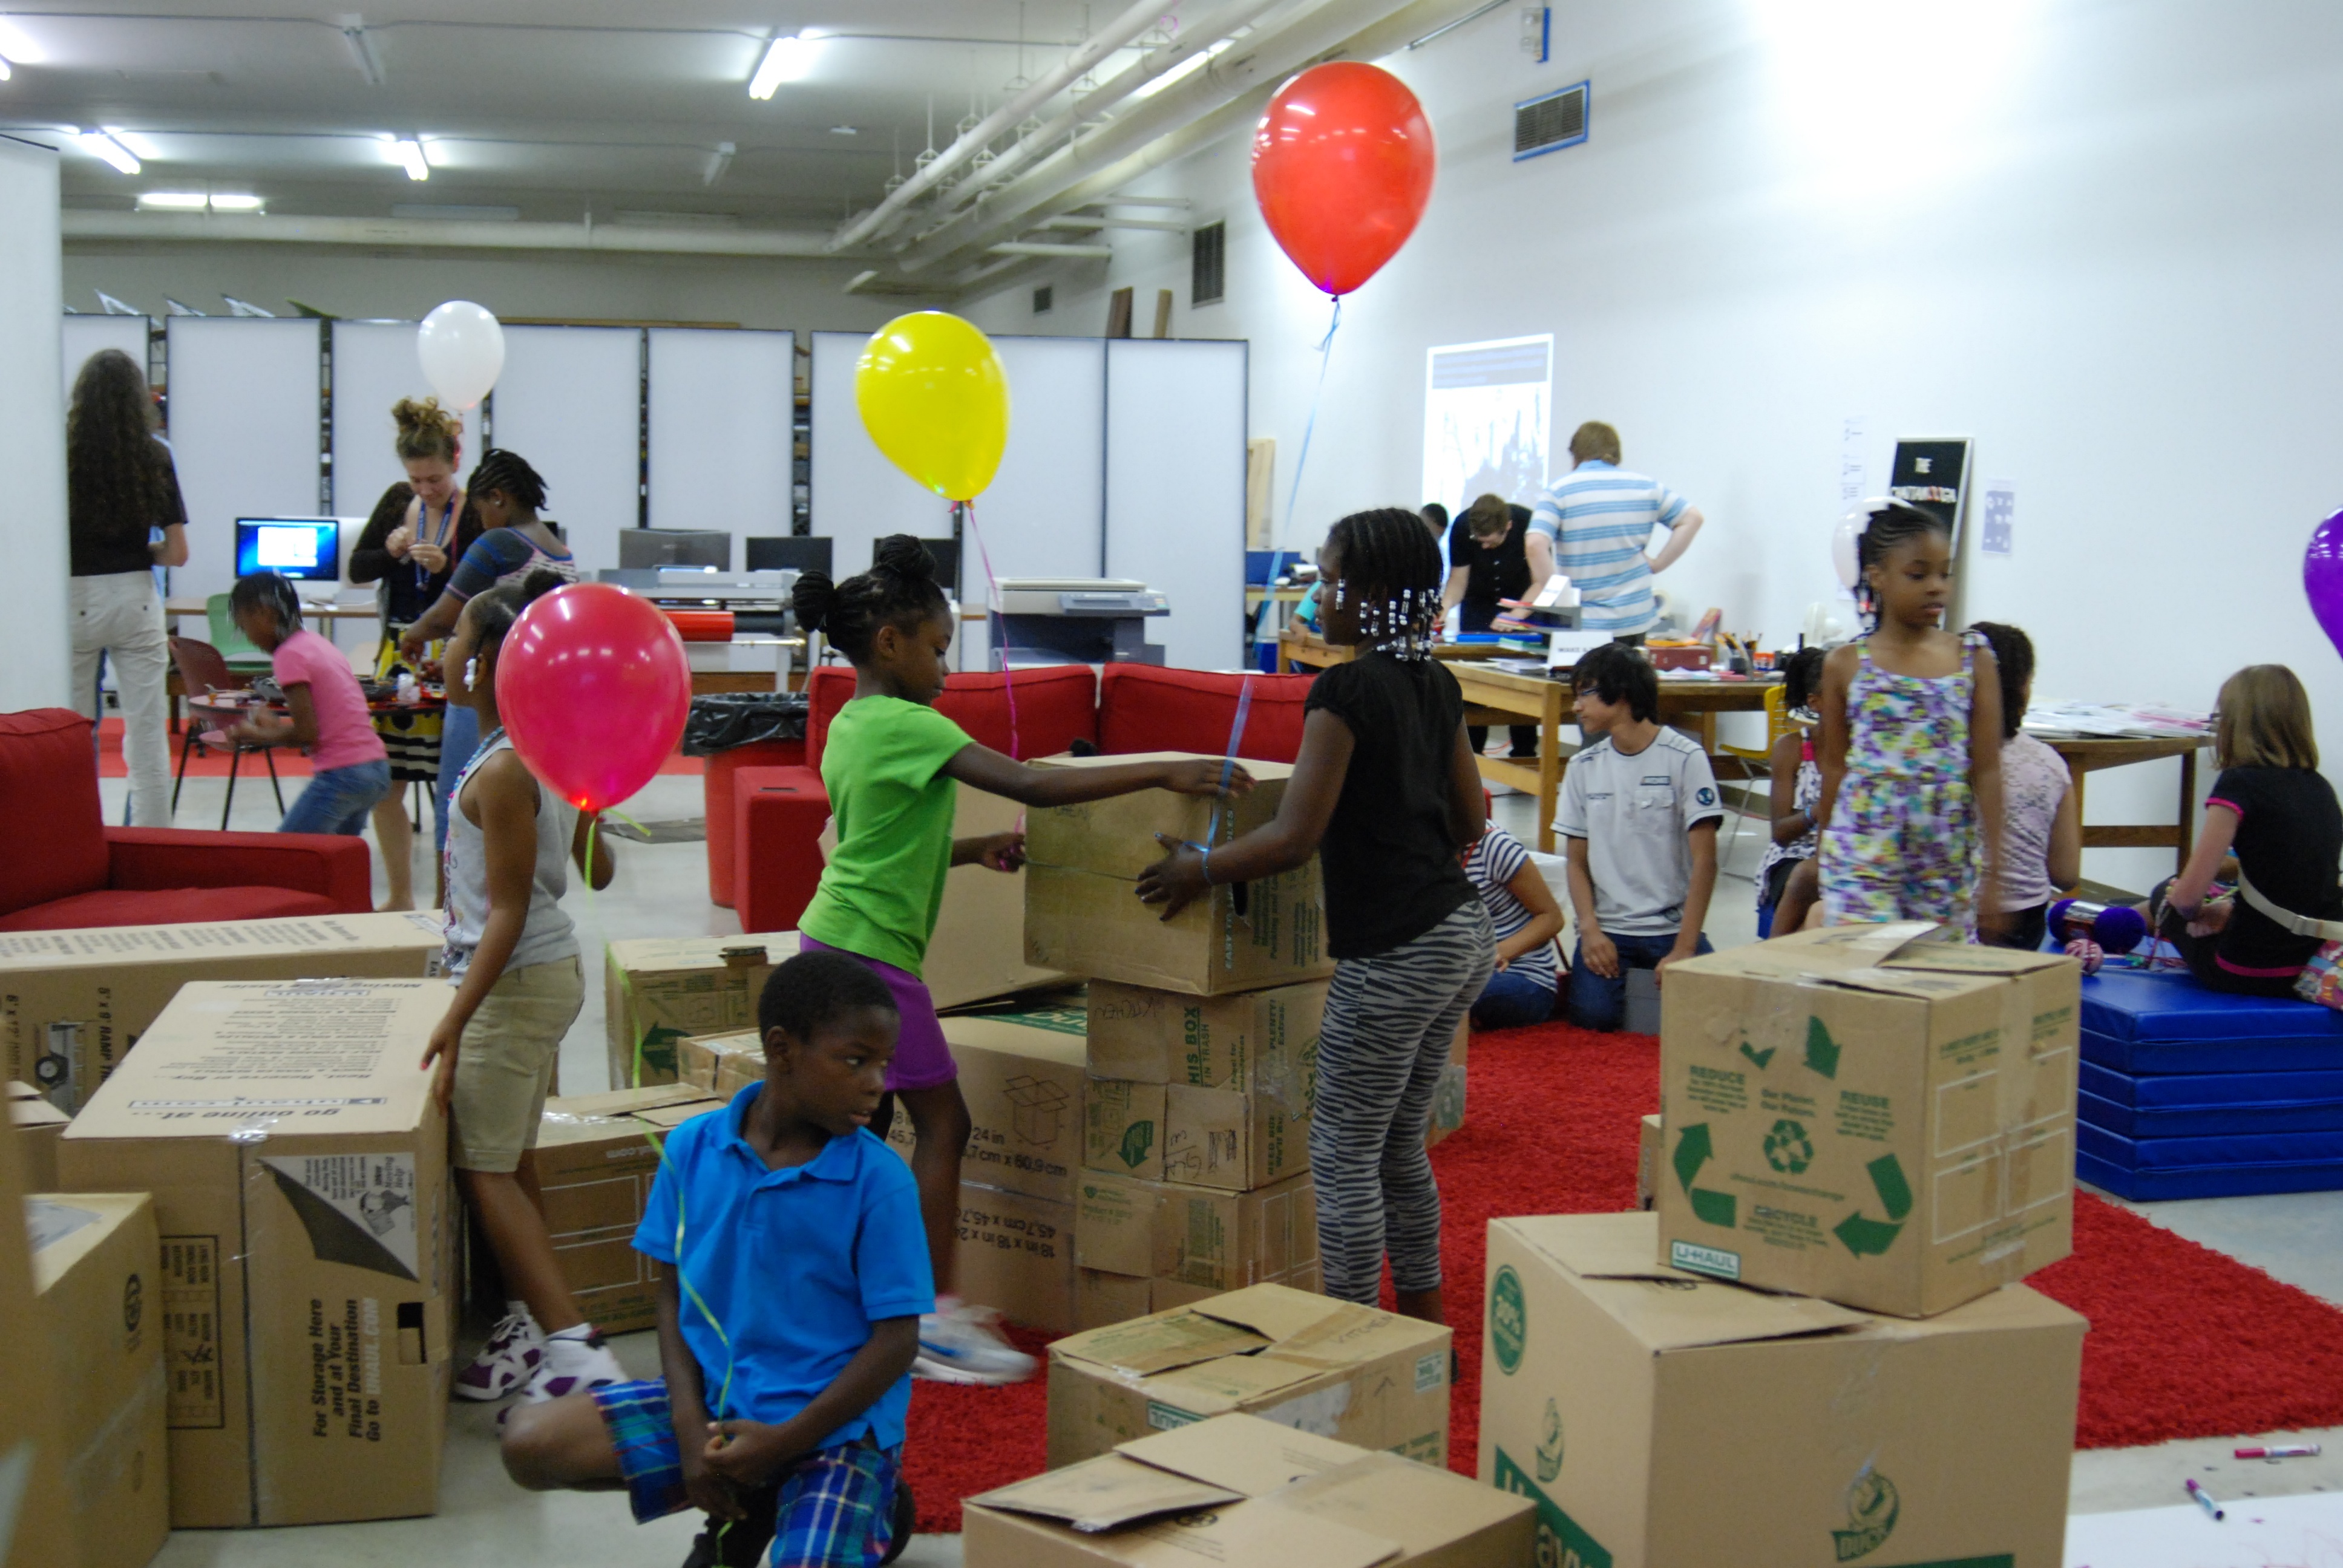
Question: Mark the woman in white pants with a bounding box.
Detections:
[67,350,186,828]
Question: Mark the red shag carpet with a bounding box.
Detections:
[896,1019,2343,1532]
[94,717,706,780]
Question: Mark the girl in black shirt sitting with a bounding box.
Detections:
[1141,508,1493,1325]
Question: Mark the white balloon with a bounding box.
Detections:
[1832,500,1886,592]
[417,300,505,411]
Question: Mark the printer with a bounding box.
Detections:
[597,566,801,676]
[988,578,1168,670]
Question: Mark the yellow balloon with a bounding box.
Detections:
[854,311,1011,501]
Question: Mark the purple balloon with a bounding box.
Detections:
[2309,508,2343,662]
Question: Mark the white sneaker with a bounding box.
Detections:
[521,1326,626,1403]
[914,1302,1036,1386]
[453,1305,544,1401]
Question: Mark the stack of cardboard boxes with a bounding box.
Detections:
[1021,755,1338,1328]
[1481,924,2090,1568]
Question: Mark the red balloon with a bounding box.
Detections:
[496,583,690,814]
[1251,62,1437,298]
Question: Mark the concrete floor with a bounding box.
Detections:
[104,765,2343,1563]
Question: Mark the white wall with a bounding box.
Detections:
[967,0,2343,893]
[1,136,70,711]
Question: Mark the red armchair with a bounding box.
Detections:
[1095,665,1314,763]
[804,664,1101,769]
[0,708,370,932]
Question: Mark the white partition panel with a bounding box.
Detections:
[165,317,324,603]
[3,141,69,710]
[493,325,642,577]
[61,315,150,405]
[809,328,954,586]
[330,320,485,522]
[1105,339,1248,671]
[977,335,1106,586]
[647,328,794,569]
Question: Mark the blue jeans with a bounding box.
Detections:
[281,759,392,836]
[1564,929,1714,1032]
[1472,965,1561,1029]
[435,702,482,860]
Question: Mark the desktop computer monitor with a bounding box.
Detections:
[746,536,833,576]
[887,537,960,597]
[235,518,341,583]
[620,529,731,571]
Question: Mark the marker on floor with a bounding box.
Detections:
[2235,1443,2321,1459]
[2186,1478,2225,1521]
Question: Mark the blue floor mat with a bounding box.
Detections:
[2080,967,2343,1042]
[2081,1028,2343,1076]
[2079,1119,2343,1168]
[2079,1148,2343,1201]
[2080,1088,2343,1137]
[2080,1060,2343,1106]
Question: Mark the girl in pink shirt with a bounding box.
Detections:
[224,572,392,835]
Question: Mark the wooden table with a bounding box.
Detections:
[1279,631,1777,852]
[1275,629,1505,673]
[2042,734,2209,875]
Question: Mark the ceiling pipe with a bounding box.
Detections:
[933,0,1298,218]
[824,0,1175,253]
[987,240,1115,258]
[896,0,1469,275]
[61,208,842,257]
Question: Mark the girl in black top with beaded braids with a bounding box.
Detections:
[1141,507,1494,1326]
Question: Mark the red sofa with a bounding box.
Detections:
[0,708,370,931]
[732,664,1317,930]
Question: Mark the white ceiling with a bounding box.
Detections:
[0,2,1167,226]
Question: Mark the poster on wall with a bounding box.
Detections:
[1981,478,2014,555]
[1422,335,1552,517]
[1888,436,1974,552]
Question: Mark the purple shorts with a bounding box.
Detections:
[798,935,957,1092]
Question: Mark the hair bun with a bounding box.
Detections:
[870,535,937,583]
[791,569,837,632]
[518,567,568,606]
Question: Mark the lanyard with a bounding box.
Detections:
[414,497,453,591]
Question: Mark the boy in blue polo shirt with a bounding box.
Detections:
[502,949,932,1568]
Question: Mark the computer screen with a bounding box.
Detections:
[745,536,833,576]
[620,529,731,571]
[891,537,960,597]
[234,518,341,582]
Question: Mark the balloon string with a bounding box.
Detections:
[961,499,1020,761]
[1205,677,1254,848]
[1259,296,1343,641]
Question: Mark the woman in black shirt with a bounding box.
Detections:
[1141,508,1493,1325]
[67,349,187,829]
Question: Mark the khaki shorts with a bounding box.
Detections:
[450,955,585,1173]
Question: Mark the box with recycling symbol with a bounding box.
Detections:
[1654,923,2079,1318]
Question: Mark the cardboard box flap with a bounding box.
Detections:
[969,1452,1244,1533]
[1504,1215,1868,1351]
[26,1193,146,1286]
[1807,965,2002,1001]
[545,1083,717,1119]
[1054,1307,1273,1377]
[1269,1450,1536,1548]
[1113,1413,1363,1500]
[638,1100,728,1132]
[1190,1282,1357,1344]
[1879,942,2073,976]
[1142,1347,1331,1411]
[685,1029,765,1056]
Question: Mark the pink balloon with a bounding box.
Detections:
[496,583,690,813]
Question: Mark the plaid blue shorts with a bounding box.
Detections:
[589,1379,904,1568]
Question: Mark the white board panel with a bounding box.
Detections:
[646,327,794,570]
[975,335,1106,586]
[61,315,150,406]
[809,328,952,589]
[165,316,323,603]
[1105,339,1248,671]
[330,319,485,521]
[2,143,69,711]
[493,325,641,577]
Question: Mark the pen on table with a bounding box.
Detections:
[2235,1443,2320,1459]
[2186,1478,2224,1521]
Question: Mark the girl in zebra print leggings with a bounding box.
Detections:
[1142,509,1494,1324]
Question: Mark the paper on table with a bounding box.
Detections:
[2065,1489,2343,1567]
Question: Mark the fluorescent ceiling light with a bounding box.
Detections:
[749,33,816,99]
[341,24,386,86]
[80,129,140,174]
[0,59,13,82]
[0,18,45,64]
[387,137,428,180]
[136,191,208,209]
[208,193,263,211]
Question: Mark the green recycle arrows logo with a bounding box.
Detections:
[1804,1017,1841,1079]
[1833,1153,1914,1256]
[1671,1123,1737,1227]
[1738,1041,1777,1070]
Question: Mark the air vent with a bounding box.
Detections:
[1033,284,1054,315]
[1191,220,1226,306]
[1514,80,1589,161]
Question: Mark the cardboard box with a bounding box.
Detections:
[1085,979,1319,1189]
[677,1028,765,1098]
[884,1005,1089,1206]
[1426,1017,1469,1150]
[0,910,446,1112]
[1076,1267,1154,1331]
[1047,1282,1449,1470]
[1,1111,80,1568]
[29,1192,168,1568]
[605,933,787,1088]
[58,979,456,1527]
[954,1181,1077,1334]
[536,1085,724,1335]
[1635,1113,1662,1210]
[1075,1169,1320,1295]
[1479,1212,2084,1568]
[9,1077,67,1191]
[969,1413,1533,1568]
[1025,754,1333,996]
[1656,923,2080,1316]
